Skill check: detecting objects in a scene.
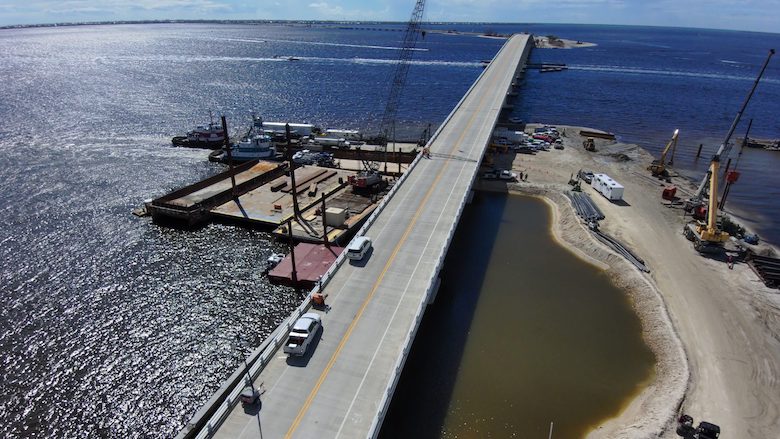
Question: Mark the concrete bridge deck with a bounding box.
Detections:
[195,34,532,439]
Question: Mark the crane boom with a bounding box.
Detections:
[648,129,679,176]
[691,48,775,203]
[684,48,774,253]
[350,0,426,191]
[379,0,426,141]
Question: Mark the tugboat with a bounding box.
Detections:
[171,111,226,149]
[228,133,277,162]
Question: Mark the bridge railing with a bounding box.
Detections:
[366,34,528,439]
[180,33,530,439]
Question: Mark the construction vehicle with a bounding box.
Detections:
[684,49,774,253]
[676,414,720,439]
[568,172,582,191]
[683,158,731,252]
[349,0,425,192]
[583,137,595,151]
[687,49,773,212]
[648,129,679,177]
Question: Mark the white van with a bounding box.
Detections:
[346,236,372,260]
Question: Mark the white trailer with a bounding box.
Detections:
[591,173,624,201]
[316,137,350,149]
[262,122,315,137]
[324,129,362,141]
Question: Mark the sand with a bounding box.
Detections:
[533,36,597,49]
[478,125,780,438]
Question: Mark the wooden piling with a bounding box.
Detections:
[222,115,237,196]
[287,220,298,285]
[321,193,330,249]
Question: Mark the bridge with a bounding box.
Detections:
[180,33,532,439]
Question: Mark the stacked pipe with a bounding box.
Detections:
[565,192,605,222]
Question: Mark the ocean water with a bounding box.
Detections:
[0,22,778,437]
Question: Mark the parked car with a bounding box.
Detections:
[498,170,518,181]
[578,170,595,183]
[283,313,322,356]
[533,133,554,143]
[482,169,517,180]
[514,145,535,154]
[346,236,372,261]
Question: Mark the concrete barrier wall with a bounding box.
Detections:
[367,34,533,439]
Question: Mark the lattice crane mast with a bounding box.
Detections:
[349,0,426,191]
[684,48,774,253]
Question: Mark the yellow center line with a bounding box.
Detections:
[284,55,507,439]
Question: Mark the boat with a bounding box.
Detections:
[265,253,285,272]
[171,112,226,149]
[226,133,277,162]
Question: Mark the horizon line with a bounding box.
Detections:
[2,19,779,36]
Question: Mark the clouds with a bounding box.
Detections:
[307,1,390,20]
[1,0,242,23]
[0,0,777,33]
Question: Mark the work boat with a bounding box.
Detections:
[172,112,226,148]
[187,121,226,146]
[228,133,276,162]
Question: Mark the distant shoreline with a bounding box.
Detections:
[533,35,598,49]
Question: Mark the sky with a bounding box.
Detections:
[0,0,778,33]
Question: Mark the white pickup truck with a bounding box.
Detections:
[483,169,518,181]
[283,313,322,356]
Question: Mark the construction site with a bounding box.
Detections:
[147,3,779,437]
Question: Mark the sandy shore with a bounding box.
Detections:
[478,125,780,438]
[533,36,597,49]
[427,30,596,48]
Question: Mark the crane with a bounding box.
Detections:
[648,129,679,177]
[349,0,426,191]
[684,49,774,253]
[718,119,751,211]
[687,49,774,211]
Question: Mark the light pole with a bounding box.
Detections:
[236,334,257,403]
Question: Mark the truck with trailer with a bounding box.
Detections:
[262,122,316,137]
[324,129,363,141]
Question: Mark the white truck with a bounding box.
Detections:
[316,137,351,149]
[493,127,527,144]
[283,313,322,356]
[324,129,362,141]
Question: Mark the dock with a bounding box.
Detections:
[147,160,287,226]
[178,33,533,439]
[210,165,387,242]
[148,146,415,237]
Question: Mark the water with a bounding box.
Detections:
[380,193,655,438]
[0,22,777,437]
[507,24,780,244]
